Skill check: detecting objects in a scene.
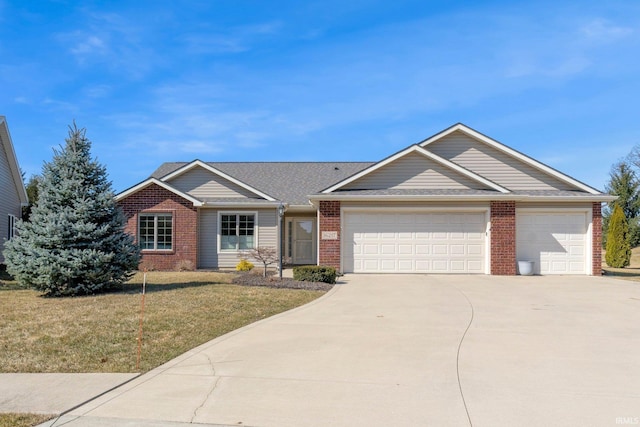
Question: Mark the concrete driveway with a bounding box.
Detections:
[46,275,640,427]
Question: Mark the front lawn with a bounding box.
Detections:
[0,271,326,373]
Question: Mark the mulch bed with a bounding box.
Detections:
[231,271,334,292]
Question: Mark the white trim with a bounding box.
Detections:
[216,211,259,254]
[7,213,18,240]
[0,117,29,205]
[115,178,204,206]
[285,217,317,265]
[515,207,592,275]
[419,123,601,195]
[309,193,615,203]
[138,212,174,252]
[322,145,509,194]
[341,206,491,274]
[160,160,276,201]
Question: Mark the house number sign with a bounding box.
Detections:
[321,231,338,240]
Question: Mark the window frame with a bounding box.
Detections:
[217,211,258,253]
[7,214,17,240]
[138,212,174,252]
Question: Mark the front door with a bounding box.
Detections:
[292,219,315,264]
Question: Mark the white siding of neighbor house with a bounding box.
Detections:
[426,131,576,191]
[342,152,488,190]
[198,208,278,268]
[168,166,260,199]
[0,140,22,263]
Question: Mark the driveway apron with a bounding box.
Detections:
[46,275,640,427]
[56,275,472,427]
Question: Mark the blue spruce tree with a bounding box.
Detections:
[3,124,140,296]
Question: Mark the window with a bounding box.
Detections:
[220,213,256,251]
[7,214,17,240]
[139,213,173,250]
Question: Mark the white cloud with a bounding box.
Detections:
[182,21,281,54]
[581,19,633,43]
[69,34,107,56]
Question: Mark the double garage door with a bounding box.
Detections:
[343,211,487,273]
[343,209,590,275]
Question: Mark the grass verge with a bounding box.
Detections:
[0,271,326,373]
[602,246,640,282]
[0,413,54,427]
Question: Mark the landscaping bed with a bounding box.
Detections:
[231,271,334,291]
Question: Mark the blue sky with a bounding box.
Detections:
[1,0,639,193]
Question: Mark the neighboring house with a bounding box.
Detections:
[0,116,28,264]
[116,123,614,275]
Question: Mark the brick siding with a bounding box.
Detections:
[592,202,602,276]
[118,184,198,270]
[490,201,516,275]
[318,200,341,270]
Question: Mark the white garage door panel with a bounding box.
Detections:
[516,212,588,275]
[344,212,487,273]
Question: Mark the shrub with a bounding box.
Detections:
[236,259,255,272]
[606,204,631,268]
[293,265,337,284]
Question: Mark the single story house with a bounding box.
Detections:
[0,116,28,264]
[116,123,614,275]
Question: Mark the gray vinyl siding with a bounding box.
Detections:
[198,208,278,268]
[169,166,260,199]
[342,152,488,191]
[427,131,576,191]
[0,141,22,263]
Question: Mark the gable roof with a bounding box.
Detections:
[159,160,278,201]
[118,123,613,206]
[419,123,602,194]
[0,116,28,206]
[152,161,373,205]
[115,177,204,206]
[321,145,510,194]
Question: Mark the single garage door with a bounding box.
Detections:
[343,211,487,273]
[516,211,589,275]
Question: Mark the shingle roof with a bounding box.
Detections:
[151,162,374,205]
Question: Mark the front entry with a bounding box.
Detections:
[287,218,316,265]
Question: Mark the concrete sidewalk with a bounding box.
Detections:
[0,373,138,414]
[29,275,640,426]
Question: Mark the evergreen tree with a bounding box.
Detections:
[605,204,631,268]
[603,161,640,247]
[22,174,42,220]
[3,124,140,296]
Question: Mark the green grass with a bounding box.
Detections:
[0,413,54,427]
[602,246,640,281]
[0,271,325,373]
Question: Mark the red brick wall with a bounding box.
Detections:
[491,201,516,275]
[592,202,602,276]
[318,201,341,270]
[118,184,198,270]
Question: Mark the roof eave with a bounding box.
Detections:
[308,194,617,203]
[200,201,284,208]
[0,117,29,205]
[115,178,204,207]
